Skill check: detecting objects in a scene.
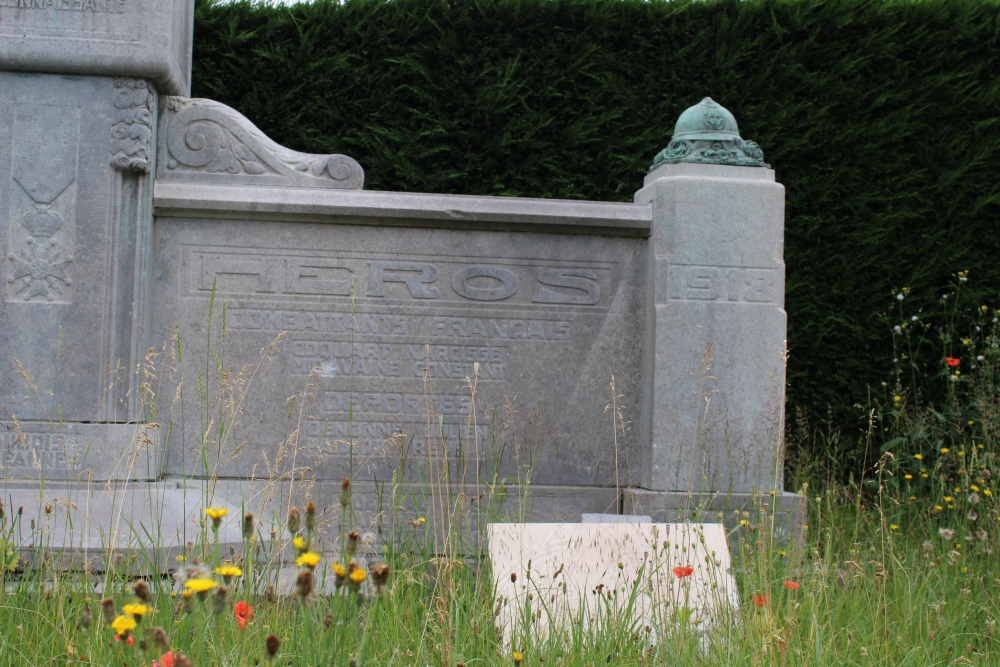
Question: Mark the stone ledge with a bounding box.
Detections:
[153,182,652,236]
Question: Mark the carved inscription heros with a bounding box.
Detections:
[179,243,618,462]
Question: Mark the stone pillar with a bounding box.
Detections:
[627,99,790,517]
[0,1,193,480]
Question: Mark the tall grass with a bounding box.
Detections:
[1,277,999,665]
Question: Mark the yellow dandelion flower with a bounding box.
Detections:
[349,568,367,584]
[941,448,950,454]
[922,473,929,479]
[418,517,426,524]
[934,505,943,511]
[121,603,149,617]
[293,536,306,551]
[893,395,901,404]
[296,551,321,568]
[332,563,347,577]
[184,578,219,593]
[739,519,748,526]
[214,565,243,579]
[914,454,923,460]
[205,507,229,520]
[944,496,954,503]
[984,489,992,497]
[513,652,524,664]
[904,474,913,480]
[971,485,980,492]
[958,451,966,457]
[954,487,962,493]
[890,524,899,531]
[111,615,137,636]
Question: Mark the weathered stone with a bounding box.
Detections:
[151,173,650,487]
[1,0,794,550]
[489,522,737,639]
[2,480,243,571]
[0,0,193,96]
[0,72,156,483]
[635,162,786,495]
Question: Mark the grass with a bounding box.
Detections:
[1,277,999,666]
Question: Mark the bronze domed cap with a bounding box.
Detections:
[650,98,769,170]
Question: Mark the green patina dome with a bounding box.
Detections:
[672,97,742,142]
[649,97,769,170]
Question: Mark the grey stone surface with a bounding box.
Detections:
[2,30,791,564]
[150,212,649,489]
[0,0,193,96]
[3,479,244,571]
[1,421,163,481]
[158,97,365,189]
[0,72,156,482]
[635,162,786,494]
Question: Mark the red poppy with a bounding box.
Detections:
[783,580,800,591]
[751,595,768,607]
[672,566,694,578]
[114,634,135,646]
[154,652,175,667]
[946,357,961,367]
[234,601,253,630]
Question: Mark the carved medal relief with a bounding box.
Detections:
[5,103,79,303]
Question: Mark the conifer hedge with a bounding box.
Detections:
[192,0,1000,471]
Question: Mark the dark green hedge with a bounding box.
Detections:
[191,0,1000,469]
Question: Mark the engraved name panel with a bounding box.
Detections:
[154,220,647,487]
[0,0,134,40]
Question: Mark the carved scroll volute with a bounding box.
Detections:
[162,97,364,189]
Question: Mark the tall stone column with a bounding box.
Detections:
[626,99,792,519]
[0,1,192,480]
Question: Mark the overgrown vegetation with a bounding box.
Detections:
[191,0,1000,469]
[3,276,1000,665]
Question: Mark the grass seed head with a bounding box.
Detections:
[346,530,361,557]
[296,568,313,599]
[305,501,317,531]
[100,598,116,624]
[133,579,152,603]
[150,626,170,652]
[266,633,281,659]
[340,478,352,508]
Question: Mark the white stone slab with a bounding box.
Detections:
[488,522,737,640]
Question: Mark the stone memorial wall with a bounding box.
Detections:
[1,0,800,548]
